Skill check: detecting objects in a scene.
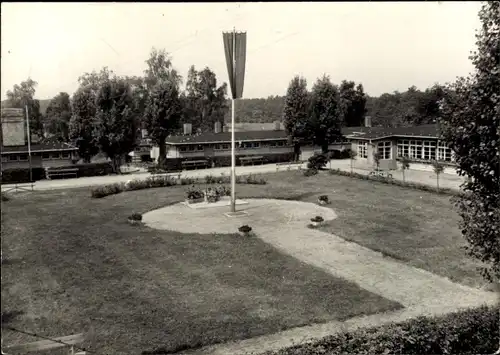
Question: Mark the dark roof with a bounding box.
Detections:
[2,140,78,154]
[342,124,440,140]
[165,130,289,144]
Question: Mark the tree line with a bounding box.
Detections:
[3,48,229,172]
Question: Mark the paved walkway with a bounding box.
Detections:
[1,160,466,193]
[143,199,497,355]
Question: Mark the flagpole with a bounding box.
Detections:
[230,27,236,213]
[25,104,33,183]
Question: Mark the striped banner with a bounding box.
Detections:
[222,31,247,99]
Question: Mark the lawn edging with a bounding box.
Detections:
[328,168,464,197]
[90,173,267,198]
[264,304,499,355]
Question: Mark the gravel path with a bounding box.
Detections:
[143,199,497,355]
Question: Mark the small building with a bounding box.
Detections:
[344,117,456,173]
[1,108,78,171]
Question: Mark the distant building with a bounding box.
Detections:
[1,108,79,171]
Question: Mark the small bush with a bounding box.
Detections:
[307,153,329,170]
[303,168,318,177]
[186,186,204,200]
[91,183,125,198]
[205,175,218,184]
[1,192,10,201]
[265,305,499,355]
[311,216,324,223]
[238,225,252,233]
[128,213,142,221]
[241,174,267,185]
[318,195,329,203]
[180,177,197,185]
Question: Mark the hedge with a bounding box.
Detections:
[328,168,464,197]
[90,173,267,198]
[265,305,499,355]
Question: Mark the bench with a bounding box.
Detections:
[45,167,79,180]
[276,161,304,172]
[239,156,265,166]
[181,160,208,170]
[369,169,393,179]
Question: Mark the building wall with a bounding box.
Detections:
[165,145,293,159]
[1,152,77,170]
[1,108,26,146]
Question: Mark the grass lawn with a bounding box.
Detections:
[1,185,400,354]
[236,170,485,289]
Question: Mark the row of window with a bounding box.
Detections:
[2,151,72,162]
[357,140,454,162]
[178,140,286,153]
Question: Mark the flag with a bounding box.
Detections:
[223,31,247,99]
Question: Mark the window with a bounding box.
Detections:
[252,142,260,149]
[51,153,61,159]
[196,145,204,151]
[377,141,392,160]
[19,154,28,161]
[358,141,368,158]
[2,156,9,162]
[221,144,230,150]
[9,155,18,161]
[437,141,452,162]
[61,152,71,159]
[409,140,423,159]
[397,140,409,158]
[41,152,50,160]
[277,141,285,147]
[422,140,436,160]
[179,146,187,152]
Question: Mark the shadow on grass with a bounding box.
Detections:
[1,310,25,325]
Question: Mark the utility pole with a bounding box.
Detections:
[230,27,236,213]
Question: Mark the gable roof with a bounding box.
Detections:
[1,140,78,154]
[165,130,289,145]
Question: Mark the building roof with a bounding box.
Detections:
[165,130,289,145]
[163,124,441,145]
[342,124,440,140]
[1,140,78,154]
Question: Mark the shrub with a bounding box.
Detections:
[180,177,197,185]
[242,174,267,185]
[1,192,10,201]
[186,186,204,200]
[205,175,218,184]
[303,168,318,177]
[265,305,499,355]
[318,195,329,203]
[311,216,324,223]
[128,213,142,221]
[91,183,125,198]
[238,225,252,233]
[76,162,113,177]
[1,168,46,184]
[307,153,329,170]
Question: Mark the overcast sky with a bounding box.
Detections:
[1,2,482,100]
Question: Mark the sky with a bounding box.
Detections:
[1,2,483,101]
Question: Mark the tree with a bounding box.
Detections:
[5,78,44,138]
[400,155,411,182]
[305,75,343,153]
[45,92,72,141]
[439,1,499,281]
[69,87,100,163]
[93,76,138,173]
[339,81,367,127]
[348,150,357,173]
[183,65,228,132]
[144,81,182,166]
[144,48,182,91]
[373,150,381,170]
[283,76,310,161]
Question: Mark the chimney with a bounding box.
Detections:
[214,121,221,134]
[183,123,192,135]
[364,116,372,128]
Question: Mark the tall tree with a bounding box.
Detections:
[183,65,228,132]
[144,48,182,91]
[306,75,343,153]
[439,1,500,282]
[339,81,367,127]
[69,87,99,163]
[283,75,309,160]
[5,78,44,138]
[144,81,182,166]
[94,76,138,173]
[45,92,72,141]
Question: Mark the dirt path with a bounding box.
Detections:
[143,199,497,355]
